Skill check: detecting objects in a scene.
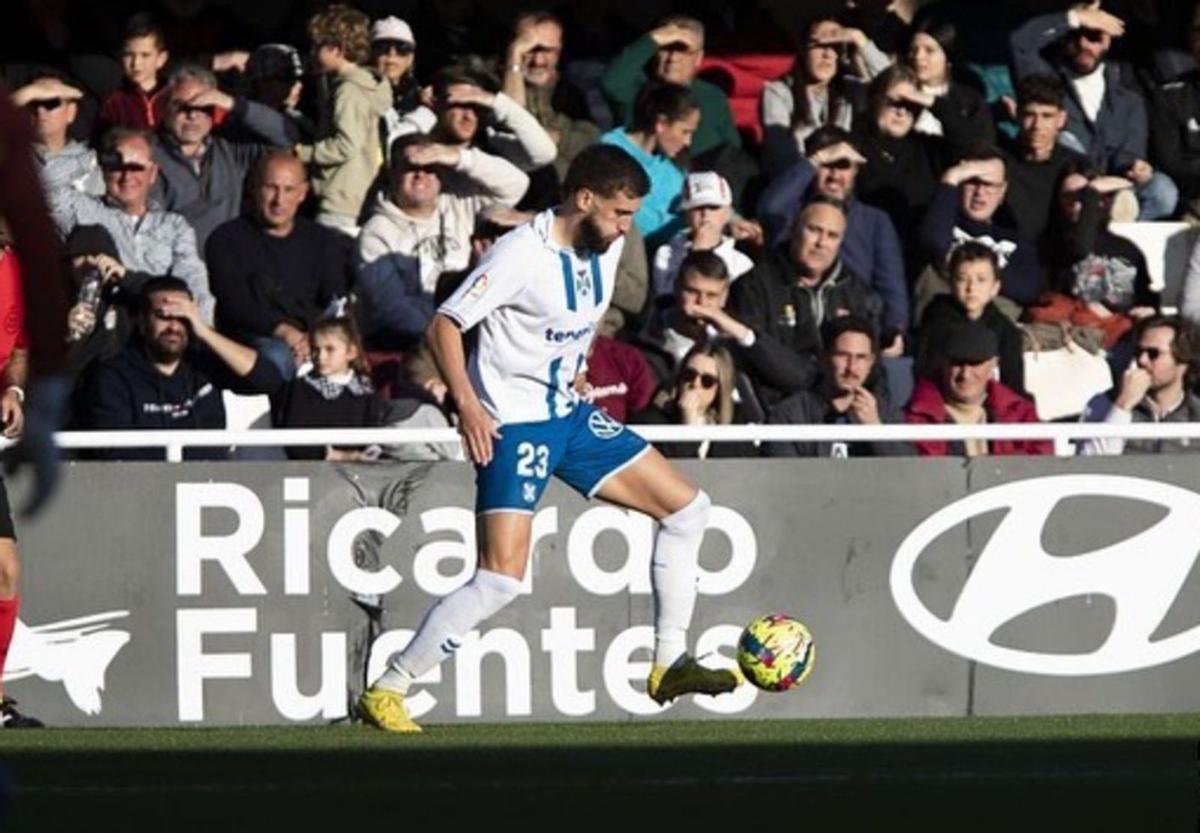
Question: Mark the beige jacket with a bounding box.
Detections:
[298,65,393,221]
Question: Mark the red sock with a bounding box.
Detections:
[0,595,18,682]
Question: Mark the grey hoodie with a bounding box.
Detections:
[298,65,393,221]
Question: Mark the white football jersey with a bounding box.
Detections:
[438,209,625,424]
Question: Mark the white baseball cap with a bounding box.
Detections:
[371,16,416,46]
[679,171,732,210]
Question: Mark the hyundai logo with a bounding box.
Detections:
[890,475,1200,676]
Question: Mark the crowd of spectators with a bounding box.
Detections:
[6,0,1200,462]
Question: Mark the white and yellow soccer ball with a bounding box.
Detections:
[736,614,815,692]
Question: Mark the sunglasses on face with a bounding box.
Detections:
[1135,346,1164,361]
[372,39,415,57]
[175,103,216,118]
[27,98,64,113]
[403,163,442,175]
[885,97,923,116]
[680,367,718,389]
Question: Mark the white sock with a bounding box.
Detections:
[375,568,523,693]
[651,490,711,668]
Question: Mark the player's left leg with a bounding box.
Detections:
[0,537,39,727]
[593,448,742,704]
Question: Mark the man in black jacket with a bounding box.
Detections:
[763,316,911,458]
[919,145,1043,310]
[79,276,282,459]
[206,152,348,379]
[1003,74,1085,244]
[730,197,881,407]
[1151,69,1200,220]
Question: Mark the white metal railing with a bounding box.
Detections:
[39,422,1200,462]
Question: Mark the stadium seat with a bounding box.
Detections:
[222,391,283,460]
[699,54,793,145]
[1109,221,1196,309]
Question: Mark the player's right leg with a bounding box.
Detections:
[359,511,531,732]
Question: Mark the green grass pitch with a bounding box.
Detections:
[0,714,1196,830]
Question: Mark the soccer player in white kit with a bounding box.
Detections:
[359,145,742,732]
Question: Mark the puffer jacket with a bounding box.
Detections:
[905,378,1051,456]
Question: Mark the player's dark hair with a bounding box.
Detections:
[562,144,650,199]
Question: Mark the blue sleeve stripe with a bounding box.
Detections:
[558,252,577,312]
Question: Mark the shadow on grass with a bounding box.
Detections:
[2,738,1197,831]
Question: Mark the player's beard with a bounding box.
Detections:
[577,214,615,254]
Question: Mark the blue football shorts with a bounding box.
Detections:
[475,403,650,514]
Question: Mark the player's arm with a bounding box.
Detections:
[426,313,500,466]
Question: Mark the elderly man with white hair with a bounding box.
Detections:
[150,63,300,249]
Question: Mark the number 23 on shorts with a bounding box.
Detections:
[515,442,550,478]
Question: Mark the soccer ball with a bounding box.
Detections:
[736,614,815,692]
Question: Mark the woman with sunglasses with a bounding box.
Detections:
[1028,160,1157,351]
[902,14,994,145]
[853,64,982,274]
[634,343,756,459]
[760,17,886,179]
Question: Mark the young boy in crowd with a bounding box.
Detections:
[917,241,1025,394]
[296,4,392,238]
[98,13,171,135]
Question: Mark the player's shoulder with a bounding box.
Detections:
[476,215,552,273]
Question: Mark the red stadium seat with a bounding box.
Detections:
[699,54,794,145]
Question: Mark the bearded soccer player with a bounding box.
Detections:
[359,144,742,732]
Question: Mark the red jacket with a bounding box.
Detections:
[905,378,1052,457]
[98,80,169,134]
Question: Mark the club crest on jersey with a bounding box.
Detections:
[575,268,592,298]
[466,272,490,300]
[587,409,624,439]
[522,482,538,504]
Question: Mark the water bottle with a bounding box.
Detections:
[68,265,103,343]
